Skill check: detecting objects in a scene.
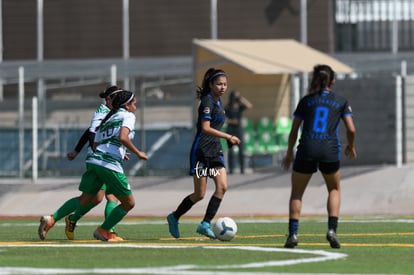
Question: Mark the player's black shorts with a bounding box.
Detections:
[293,159,340,174]
[189,154,225,177]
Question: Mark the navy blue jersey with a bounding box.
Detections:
[294,90,353,162]
[189,93,226,175]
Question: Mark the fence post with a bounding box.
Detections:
[396,75,403,167]
[32,97,38,182]
[18,66,24,178]
[111,64,117,86]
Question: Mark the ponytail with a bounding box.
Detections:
[96,90,135,131]
[309,64,335,94]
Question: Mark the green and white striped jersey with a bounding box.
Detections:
[86,108,135,173]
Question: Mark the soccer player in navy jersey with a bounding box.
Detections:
[167,68,241,239]
[282,64,357,249]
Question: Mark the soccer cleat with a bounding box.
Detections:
[284,234,298,248]
[110,230,124,241]
[167,212,180,238]
[38,215,55,240]
[65,215,77,240]
[196,221,216,239]
[326,229,341,248]
[93,227,120,242]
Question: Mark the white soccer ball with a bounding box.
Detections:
[213,217,238,241]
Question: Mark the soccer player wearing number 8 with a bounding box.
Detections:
[282,64,357,249]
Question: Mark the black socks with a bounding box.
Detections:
[174,195,194,219]
[328,216,338,232]
[203,196,222,223]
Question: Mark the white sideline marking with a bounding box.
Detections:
[3,218,414,228]
[0,269,393,275]
[0,244,347,274]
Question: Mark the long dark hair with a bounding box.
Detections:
[308,64,335,94]
[99,85,121,98]
[96,90,135,130]
[196,68,227,99]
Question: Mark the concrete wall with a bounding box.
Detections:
[3,0,334,59]
[335,77,397,166]
[404,75,414,162]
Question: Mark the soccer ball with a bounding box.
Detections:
[213,217,238,241]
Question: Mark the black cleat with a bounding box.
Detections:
[284,234,298,248]
[326,229,341,248]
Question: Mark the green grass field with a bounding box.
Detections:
[0,216,413,274]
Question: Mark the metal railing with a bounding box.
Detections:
[335,0,414,52]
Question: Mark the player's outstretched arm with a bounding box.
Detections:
[67,128,92,160]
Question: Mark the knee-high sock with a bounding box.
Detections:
[105,200,119,219]
[328,216,338,232]
[70,203,95,221]
[288,219,299,235]
[53,197,80,222]
[173,195,194,220]
[105,200,119,231]
[101,206,127,231]
[203,196,222,223]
